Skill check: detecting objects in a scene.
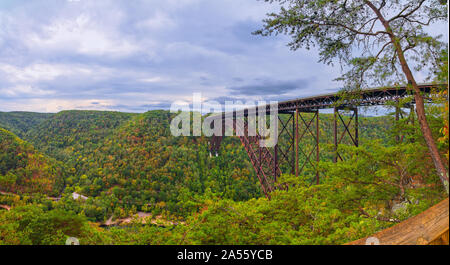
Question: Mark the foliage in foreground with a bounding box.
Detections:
[0,94,447,244]
[1,139,445,245]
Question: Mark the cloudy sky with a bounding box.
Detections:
[0,0,447,113]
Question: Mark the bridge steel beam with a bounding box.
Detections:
[334,107,358,163]
[205,83,444,197]
[232,113,280,198]
[271,109,322,188]
[277,113,295,175]
[208,113,226,157]
[295,110,320,183]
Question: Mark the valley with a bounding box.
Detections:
[0,108,447,244]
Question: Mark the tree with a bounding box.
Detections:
[435,50,449,161]
[255,0,449,192]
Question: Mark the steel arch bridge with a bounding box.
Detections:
[206,82,446,198]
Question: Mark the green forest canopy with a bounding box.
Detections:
[0,103,447,244]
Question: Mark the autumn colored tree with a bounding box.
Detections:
[255,0,449,192]
[434,49,449,161]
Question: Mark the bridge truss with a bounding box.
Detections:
[208,83,445,197]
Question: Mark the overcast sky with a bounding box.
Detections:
[0,0,448,113]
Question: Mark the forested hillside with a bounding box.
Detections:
[0,128,65,196]
[1,110,262,222]
[0,106,447,245]
[0,112,53,139]
[25,110,137,162]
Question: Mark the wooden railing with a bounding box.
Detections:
[347,198,449,245]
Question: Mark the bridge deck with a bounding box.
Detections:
[209,82,444,119]
[347,198,449,245]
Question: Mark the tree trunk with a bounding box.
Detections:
[366,1,449,194]
[390,39,448,195]
[409,76,449,194]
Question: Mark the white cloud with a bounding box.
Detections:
[27,14,139,57]
[0,0,446,113]
[0,63,94,83]
[136,12,176,31]
[0,98,116,113]
[0,85,55,98]
[163,41,231,61]
[138,77,165,83]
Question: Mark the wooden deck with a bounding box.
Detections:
[347,198,449,245]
